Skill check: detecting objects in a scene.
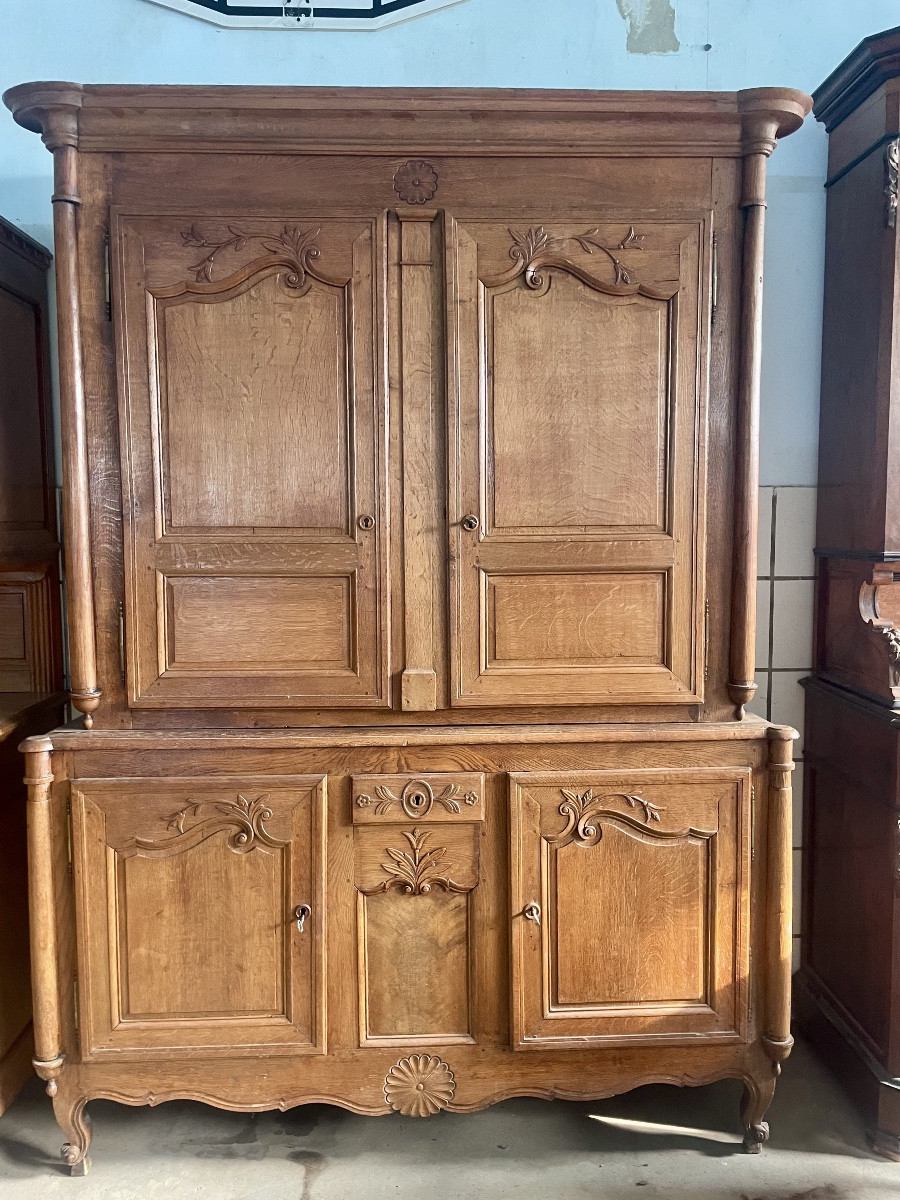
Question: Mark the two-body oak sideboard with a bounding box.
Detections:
[2,82,810,1174]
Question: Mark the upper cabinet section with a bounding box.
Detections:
[113,213,390,709]
[2,84,812,725]
[448,218,707,706]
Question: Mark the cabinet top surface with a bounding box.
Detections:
[3,82,811,156]
[21,717,794,754]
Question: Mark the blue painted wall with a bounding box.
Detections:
[0,0,896,486]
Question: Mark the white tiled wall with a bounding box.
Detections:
[747,486,817,971]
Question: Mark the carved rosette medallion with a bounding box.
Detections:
[356,778,478,818]
[362,827,466,895]
[552,789,665,847]
[384,1054,456,1116]
[393,160,438,204]
[180,223,322,286]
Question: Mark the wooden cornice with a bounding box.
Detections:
[0,215,51,269]
[4,82,810,158]
[814,25,900,130]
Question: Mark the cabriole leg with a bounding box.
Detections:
[54,1092,92,1176]
[740,1075,776,1153]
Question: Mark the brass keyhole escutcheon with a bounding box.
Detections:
[461,514,479,532]
[294,903,312,934]
[523,901,541,926]
[358,514,375,530]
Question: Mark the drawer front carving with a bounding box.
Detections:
[509,768,751,1049]
[352,772,485,823]
[352,773,483,1046]
[71,775,326,1057]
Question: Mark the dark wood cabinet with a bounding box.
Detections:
[3,82,808,1173]
[801,25,900,1161]
[0,216,64,1114]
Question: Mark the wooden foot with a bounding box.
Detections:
[868,1127,900,1162]
[742,1120,770,1154]
[740,1077,775,1154]
[54,1093,92,1175]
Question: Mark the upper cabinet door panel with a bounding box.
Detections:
[488,275,668,535]
[159,270,350,534]
[113,214,389,708]
[447,218,709,707]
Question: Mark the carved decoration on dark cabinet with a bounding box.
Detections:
[552,788,665,847]
[886,139,900,229]
[135,793,284,853]
[879,625,900,665]
[356,778,478,819]
[181,223,322,285]
[361,828,467,895]
[383,1054,456,1116]
[859,572,900,678]
[392,160,438,204]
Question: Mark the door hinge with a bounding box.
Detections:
[711,233,718,329]
[118,601,125,682]
[103,229,111,321]
[750,785,756,861]
[73,974,79,1032]
[66,797,73,874]
[703,596,710,680]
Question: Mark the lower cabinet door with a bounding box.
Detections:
[71,775,326,1056]
[509,768,751,1048]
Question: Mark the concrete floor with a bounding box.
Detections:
[1,1038,898,1199]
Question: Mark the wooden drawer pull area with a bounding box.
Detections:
[352,773,485,824]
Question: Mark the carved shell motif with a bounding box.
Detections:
[384,1054,456,1117]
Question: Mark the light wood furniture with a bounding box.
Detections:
[2,82,809,1173]
[0,215,64,1115]
[800,25,900,1161]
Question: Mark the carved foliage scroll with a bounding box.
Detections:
[134,793,286,854]
[181,223,323,286]
[501,224,665,296]
[551,788,665,848]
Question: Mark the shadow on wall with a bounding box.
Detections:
[616,0,680,54]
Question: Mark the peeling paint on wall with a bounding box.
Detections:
[615,0,679,55]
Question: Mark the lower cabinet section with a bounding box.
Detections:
[22,722,794,1173]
